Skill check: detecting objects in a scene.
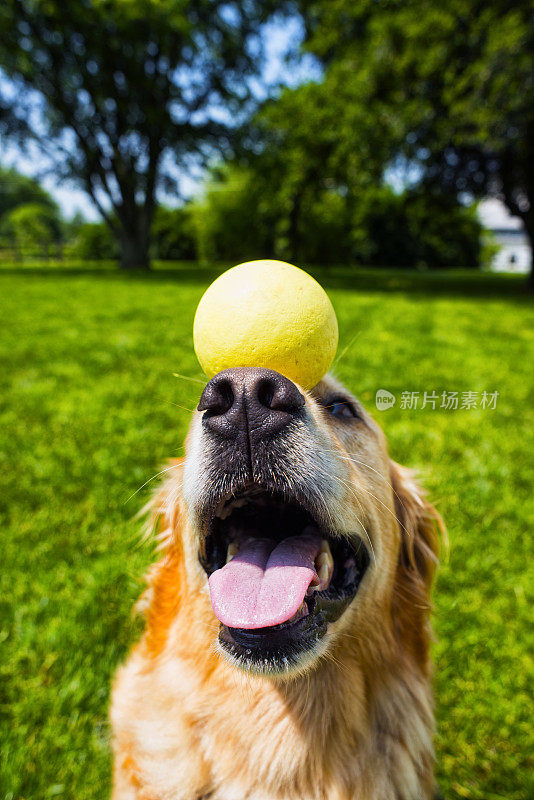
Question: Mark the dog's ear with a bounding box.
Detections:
[389,460,443,595]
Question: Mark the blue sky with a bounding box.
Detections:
[0,18,319,221]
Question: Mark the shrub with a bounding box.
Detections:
[192,165,482,268]
[351,189,482,268]
[69,222,118,260]
[151,206,196,261]
[0,202,62,257]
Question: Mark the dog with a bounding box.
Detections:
[111,368,443,800]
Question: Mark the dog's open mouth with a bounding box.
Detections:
[200,487,370,672]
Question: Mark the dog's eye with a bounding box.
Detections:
[325,399,358,419]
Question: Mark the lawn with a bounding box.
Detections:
[0,266,532,800]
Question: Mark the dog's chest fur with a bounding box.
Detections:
[111,646,435,800]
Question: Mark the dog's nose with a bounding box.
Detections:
[198,367,305,439]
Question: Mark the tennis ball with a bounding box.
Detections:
[193,259,338,389]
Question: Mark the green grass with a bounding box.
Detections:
[1,267,532,800]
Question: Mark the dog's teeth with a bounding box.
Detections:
[310,540,334,591]
[226,542,239,563]
[317,541,333,572]
[319,538,333,558]
[316,551,334,572]
[318,563,331,587]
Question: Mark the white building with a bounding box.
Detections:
[478,198,532,274]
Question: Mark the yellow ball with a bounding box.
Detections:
[193,260,338,389]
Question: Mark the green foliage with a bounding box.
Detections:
[350,189,482,268]
[0,167,64,260]
[192,163,349,264]
[68,222,119,261]
[297,0,534,271]
[0,166,59,220]
[244,83,362,263]
[151,206,196,261]
[195,164,482,267]
[67,209,196,261]
[480,232,501,271]
[0,0,292,268]
[0,202,62,248]
[0,268,531,799]
[191,166,278,264]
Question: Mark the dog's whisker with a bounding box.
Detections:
[334,453,397,493]
[157,397,197,413]
[319,650,351,681]
[331,329,363,370]
[336,454,413,524]
[313,463,377,563]
[124,465,182,505]
[354,482,411,540]
[172,372,206,385]
[327,451,413,540]
[334,479,377,564]
[341,632,362,642]
[162,482,183,518]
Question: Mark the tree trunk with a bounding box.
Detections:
[524,212,534,291]
[119,222,151,270]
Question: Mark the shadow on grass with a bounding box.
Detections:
[0,261,531,299]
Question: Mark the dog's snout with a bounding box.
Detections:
[198,367,305,439]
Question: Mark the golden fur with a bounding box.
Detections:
[111,375,443,800]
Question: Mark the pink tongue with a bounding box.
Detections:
[208,533,322,629]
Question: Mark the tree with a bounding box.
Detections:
[151,206,196,261]
[0,166,63,259]
[0,0,290,269]
[297,0,534,281]
[191,164,278,263]
[192,163,481,267]
[68,221,118,261]
[244,79,399,263]
[0,202,62,258]
[0,165,59,218]
[349,188,482,268]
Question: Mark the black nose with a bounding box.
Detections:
[198,368,305,440]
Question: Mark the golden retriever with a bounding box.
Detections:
[111,368,443,800]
